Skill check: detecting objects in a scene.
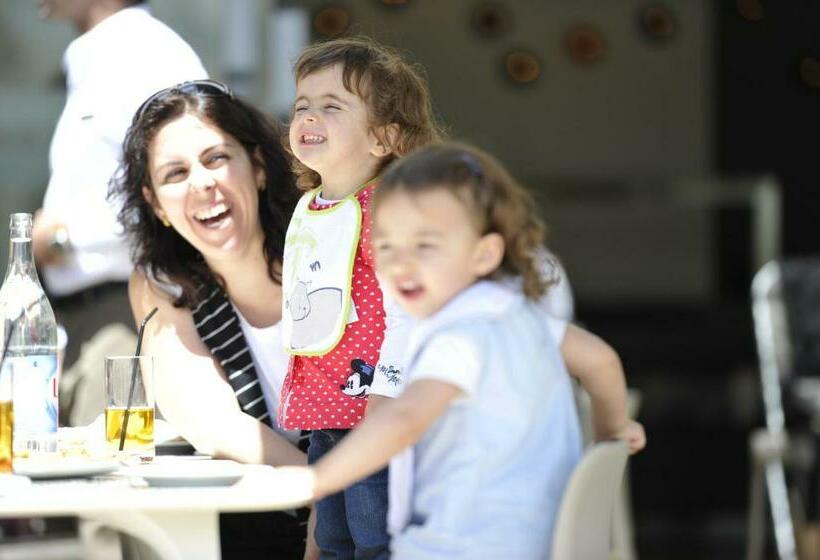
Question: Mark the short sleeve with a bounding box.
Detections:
[545,315,568,347]
[369,279,414,398]
[533,249,574,321]
[536,272,574,321]
[409,331,482,396]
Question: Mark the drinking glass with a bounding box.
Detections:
[104,356,154,463]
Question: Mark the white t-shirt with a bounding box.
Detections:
[234,308,302,444]
[43,6,207,296]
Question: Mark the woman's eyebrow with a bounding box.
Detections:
[201,142,236,154]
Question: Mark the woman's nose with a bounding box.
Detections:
[189,166,216,192]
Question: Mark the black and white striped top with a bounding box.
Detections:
[191,285,309,451]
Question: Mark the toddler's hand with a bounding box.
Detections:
[611,420,646,455]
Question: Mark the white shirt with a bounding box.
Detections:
[42,6,207,296]
[234,308,302,445]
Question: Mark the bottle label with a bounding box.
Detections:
[6,355,58,434]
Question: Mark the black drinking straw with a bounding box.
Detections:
[118,307,158,451]
[0,302,36,374]
[0,317,19,371]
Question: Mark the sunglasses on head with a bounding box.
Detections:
[133,79,234,122]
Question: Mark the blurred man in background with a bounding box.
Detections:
[32,0,207,425]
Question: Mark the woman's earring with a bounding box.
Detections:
[160,216,171,227]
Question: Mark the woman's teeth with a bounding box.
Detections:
[194,203,231,224]
[302,134,325,145]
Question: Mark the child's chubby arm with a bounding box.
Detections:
[128,271,306,466]
[365,394,392,416]
[560,324,646,454]
[287,379,462,501]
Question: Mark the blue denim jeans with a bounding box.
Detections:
[308,429,390,560]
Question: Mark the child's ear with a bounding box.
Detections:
[474,232,505,277]
[370,123,400,158]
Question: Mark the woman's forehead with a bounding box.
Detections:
[153,114,228,150]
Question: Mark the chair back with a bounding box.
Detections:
[778,259,820,377]
[551,440,629,560]
[752,258,820,433]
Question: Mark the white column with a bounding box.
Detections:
[266,2,310,119]
[220,0,264,100]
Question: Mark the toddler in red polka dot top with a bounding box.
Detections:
[279,36,442,558]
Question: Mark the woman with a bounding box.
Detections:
[111,79,312,559]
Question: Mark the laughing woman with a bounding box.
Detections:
[111,80,314,559]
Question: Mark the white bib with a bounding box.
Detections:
[281,189,362,355]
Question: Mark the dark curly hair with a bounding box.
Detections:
[374,142,556,300]
[289,35,443,190]
[110,82,300,308]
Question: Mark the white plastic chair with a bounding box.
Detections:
[575,387,641,560]
[746,259,820,560]
[552,440,630,560]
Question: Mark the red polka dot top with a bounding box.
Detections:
[278,183,385,430]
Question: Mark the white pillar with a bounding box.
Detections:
[266,2,310,119]
[220,0,264,100]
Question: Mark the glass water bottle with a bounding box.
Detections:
[0,213,59,456]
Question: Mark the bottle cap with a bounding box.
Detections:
[9,213,33,241]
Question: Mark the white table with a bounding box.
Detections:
[0,459,311,560]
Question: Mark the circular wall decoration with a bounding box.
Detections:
[504,50,541,85]
[736,0,763,22]
[313,6,350,38]
[565,25,606,65]
[799,57,820,89]
[471,2,513,40]
[639,3,677,44]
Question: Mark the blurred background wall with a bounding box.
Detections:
[0,0,725,301]
[1,0,817,557]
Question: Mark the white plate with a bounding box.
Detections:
[129,460,244,487]
[13,458,120,480]
[0,474,32,495]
